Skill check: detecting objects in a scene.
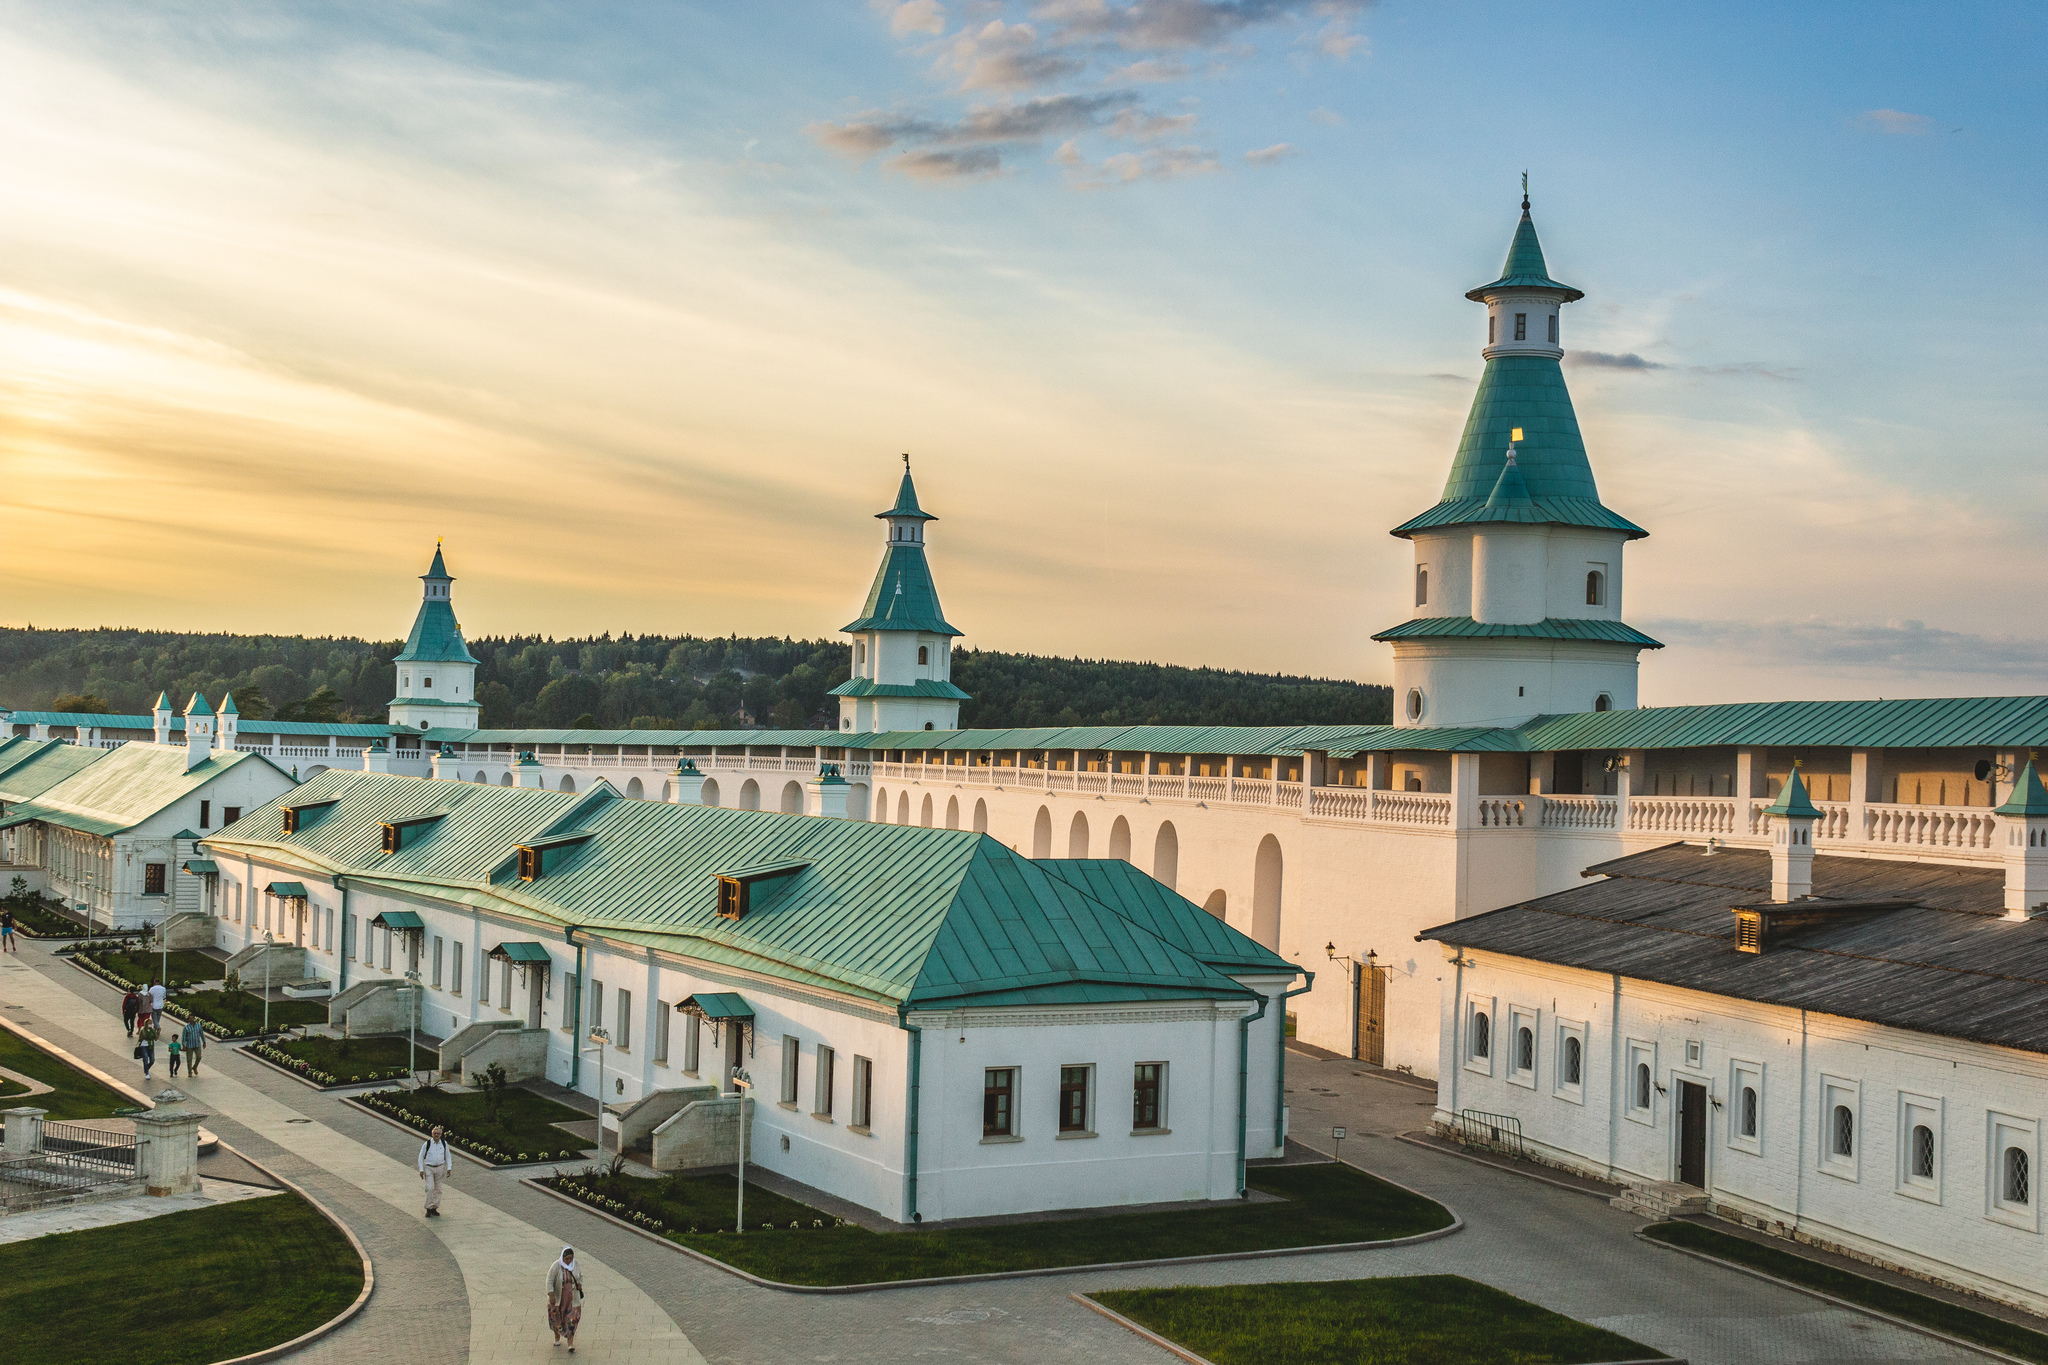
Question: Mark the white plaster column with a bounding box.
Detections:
[668,759,707,806]
[1451,752,1482,829]
[135,1090,205,1196]
[804,767,852,819]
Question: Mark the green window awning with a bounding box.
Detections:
[678,992,753,1020]
[369,910,425,930]
[267,881,309,898]
[182,859,219,876]
[489,941,553,964]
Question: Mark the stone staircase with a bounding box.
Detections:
[1610,1180,1708,1219]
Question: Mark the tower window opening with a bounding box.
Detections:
[1415,567,1428,606]
[1586,570,1605,606]
[1547,313,1559,343]
[424,676,433,689]
[1406,688,1424,722]
[1488,315,1496,344]
[1514,313,1527,341]
[1594,693,1612,712]
[918,645,929,665]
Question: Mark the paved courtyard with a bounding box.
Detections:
[0,938,1994,1363]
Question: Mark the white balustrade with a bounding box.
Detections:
[1308,787,1371,820]
[1376,791,1454,827]
[1865,803,2000,851]
[1540,795,1617,829]
[1627,795,1737,836]
[1275,783,1304,810]
[1110,776,1146,796]
[1477,798,1528,827]
[1229,778,1273,804]
[1188,778,1227,802]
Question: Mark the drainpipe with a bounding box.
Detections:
[1235,992,1269,1196]
[336,878,349,995]
[1273,973,1316,1154]
[565,927,587,1091]
[898,1005,923,1223]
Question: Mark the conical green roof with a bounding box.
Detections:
[1763,768,1823,820]
[877,469,935,522]
[424,543,451,579]
[153,691,172,712]
[1995,759,2048,817]
[184,691,213,718]
[219,692,239,716]
[843,550,961,636]
[1466,200,1583,302]
[1481,450,1533,512]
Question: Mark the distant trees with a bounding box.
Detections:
[0,626,1389,732]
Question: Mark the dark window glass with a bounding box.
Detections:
[199,800,210,829]
[1831,1104,1855,1157]
[1586,570,1604,605]
[1515,1026,1533,1072]
[1563,1035,1582,1086]
[1548,313,1558,343]
[1133,1063,1163,1129]
[223,807,241,825]
[1470,1012,1490,1060]
[144,863,166,894]
[1912,1124,1934,1179]
[1635,1062,1651,1109]
[1742,1086,1759,1138]
[918,646,929,665]
[1060,1066,1089,1131]
[2005,1146,2030,1206]
[983,1068,1014,1136]
[1514,312,1527,340]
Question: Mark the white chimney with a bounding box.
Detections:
[182,693,215,771]
[1764,767,1819,902]
[152,691,173,746]
[1998,758,2048,921]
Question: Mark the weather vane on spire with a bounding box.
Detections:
[1521,170,1529,209]
[902,452,911,472]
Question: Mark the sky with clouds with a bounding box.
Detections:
[0,1,2043,704]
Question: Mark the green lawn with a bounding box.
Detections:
[0,1192,362,1365]
[84,948,225,990]
[363,1085,590,1161]
[1092,1276,1665,1365]
[1645,1220,2048,1362]
[625,1160,1451,1286]
[0,1027,132,1118]
[553,1168,831,1234]
[172,989,328,1036]
[8,898,81,935]
[274,1034,434,1076]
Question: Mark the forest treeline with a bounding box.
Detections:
[0,627,1392,732]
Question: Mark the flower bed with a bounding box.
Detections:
[355,1087,588,1166]
[540,1169,840,1238]
[80,949,223,991]
[245,1037,426,1088]
[5,897,102,938]
[167,989,328,1040]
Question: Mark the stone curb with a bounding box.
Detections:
[519,1171,1464,1296]
[338,1093,590,1171]
[203,1140,376,1365]
[1634,1225,2034,1365]
[1069,1293,1221,1365]
[234,1044,413,1094]
[1393,1129,1622,1201]
[62,954,265,1043]
[0,1009,156,1108]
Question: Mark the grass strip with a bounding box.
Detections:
[83,948,225,989]
[576,1160,1450,1286]
[256,1034,432,1085]
[0,1192,361,1365]
[1644,1220,2048,1362]
[5,897,95,936]
[360,1084,589,1163]
[169,988,329,1038]
[551,1168,841,1236]
[1091,1275,1665,1365]
[0,1027,132,1118]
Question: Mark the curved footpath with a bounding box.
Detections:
[1,938,1986,1364]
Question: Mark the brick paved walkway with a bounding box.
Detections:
[2,941,1993,1363]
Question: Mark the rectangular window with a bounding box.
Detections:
[984,1067,1015,1137]
[326,908,336,953]
[1625,1040,1656,1123]
[348,913,359,959]
[683,1014,701,1074]
[1060,1065,1091,1132]
[432,936,444,989]
[199,800,210,829]
[1465,995,1496,1076]
[1730,1061,1764,1155]
[501,960,513,1008]
[852,1056,873,1130]
[589,981,604,1039]
[1488,315,1496,344]
[653,1001,670,1064]
[479,952,490,1004]
[1553,1019,1588,1103]
[1897,1093,1940,1201]
[561,975,578,1033]
[616,988,631,1051]
[1547,313,1558,343]
[815,1045,835,1117]
[1989,1113,2038,1230]
[223,807,240,826]
[1508,1005,1538,1088]
[781,1035,800,1106]
[1133,1063,1165,1131]
[382,926,393,971]
[450,942,462,994]
[144,863,166,895]
[1820,1076,1859,1180]
[1514,312,1527,340]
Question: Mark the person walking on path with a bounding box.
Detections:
[546,1246,584,1351]
[180,1019,205,1077]
[0,908,16,952]
[147,980,167,1027]
[121,988,142,1037]
[418,1126,452,1217]
[166,1032,182,1077]
[135,1023,158,1082]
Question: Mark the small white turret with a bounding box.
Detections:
[218,692,240,752]
[1764,767,1821,902]
[152,691,172,746]
[183,693,216,771]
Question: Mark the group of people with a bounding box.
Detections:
[122,982,202,1082]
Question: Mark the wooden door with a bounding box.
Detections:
[1355,964,1388,1065]
[1679,1081,1707,1187]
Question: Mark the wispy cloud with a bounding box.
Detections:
[1041,0,1368,51]
[1110,58,1190,83]
[809,92,1139,171]
[1859,108,1931,135]
[1057,138,1220,187]
[941,20,1087,91]
[1646,617,2048,673]
[1243,142,1295,166]
[1567,350,1797,380]
[1308,106,1343,125]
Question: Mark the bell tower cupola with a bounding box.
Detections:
[388,541,482,733]
[831,458,971,734]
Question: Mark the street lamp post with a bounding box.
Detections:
[262,931,275,1035]
[586,1027,611,1154]
[731,1067,753,1234]
[403,969,423,1081]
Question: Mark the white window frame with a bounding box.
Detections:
[851,1055,873,1133]
[682,1013,701,1075]
[1729,1060,1764,1156]
[1820,1075,1860,1182]
[653,1000,670,1065]
[1625,1040,1656,1126]
[1552,1018,1587,1104]
[616,987,631,1052]
[450,941,463,996]
[1987,1112,2039,1232]
[1897,1091,1942,1204]
[1507,1005,1538,1090]
[780,1034,800,1107]
[813,1044,835,1120]
[1464,994,1496,1077]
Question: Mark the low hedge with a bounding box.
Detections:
[356,1088,584,1165]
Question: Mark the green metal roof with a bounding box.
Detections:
[1371,616,1664,648]
[394,575,477,664]
[828,677,972,701]
[383,695,480,708]
[3,742,285,838]
[1465,201,1583,302]
[1037,860,1294,976]
[182,859,219,875]
[1261,725,1528,758]
[205,769,1288,1010]
[1517,695,2048,753]
[683,991,754,1019]
[1996,760,2048,817]
[0,739,109,804]
[842,545,962,637]
[416,727,848,747]
[5,711,396,737]
[267,881,310,898]
[185,692,213,717]
[425,544,451,579]
[219,693,239,716]
[490,940,553,963]
[877,469,935,522]
[1761,769,1822,820]
[370,910,425,929]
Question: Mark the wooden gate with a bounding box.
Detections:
[1355,963,1389,1065]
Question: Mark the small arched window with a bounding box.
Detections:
[424,675,433,689]
[1515,1026,1534,1073]
[1548,313,1559,344]
[918,645,929,665]
[1586,570,1605,606]
[1912,1124,1935,1179]
[1741,1086,1759,1138]
[1470,1011,1490,1060]
[1415,567,1428,606]
[1406,688,1424,722]
[1831,1104,1855,1158]
[1594,694,1612,712]
[1562,1035,1583,1086]
[2005,1147,2031,1206]
[1634,1062,1651,1110]
[924,721,934,730]
[1488,315,1496,345]
[856,641,865,665]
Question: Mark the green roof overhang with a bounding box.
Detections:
[266,881,309,898]
[489,940,553,963]
[828,678,972,700]
[679,991,754,1020]
[370,910,425,930]
[1371,616,1664,649]
[181,859,219,875]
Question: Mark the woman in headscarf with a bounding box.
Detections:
[546,1246,583,1351]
